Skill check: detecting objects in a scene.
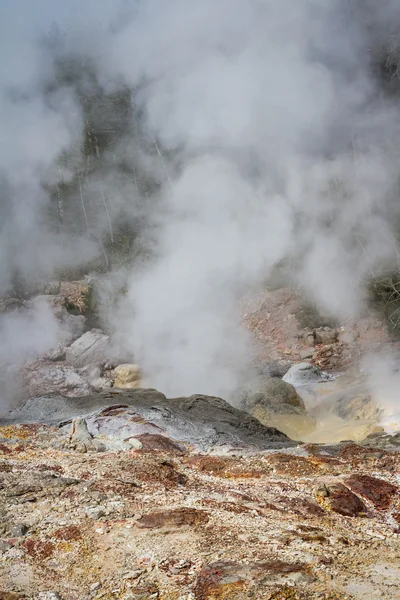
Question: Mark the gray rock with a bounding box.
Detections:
[66,329,111,368]
[45,345,66,362]
[78,364,102,384]
[300,348,314,360]
[304,333,315,347]
[315,328,338,345]
[283,362,330,386]
[0,540,12,554]
[241,376,305,410]
[36,593,62,600]
[24,362,91,398]
[259,361,291,378]
[90,377,113,391]
[238,376,315,441]
[69,417,105,452]
[334,392,381,422]
[85,507,106,520]
[11,523,29,537]
[1,389,294,452]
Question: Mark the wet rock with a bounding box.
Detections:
[345,475,398,510]
[24,362,91,398]
[283,362,330,386]
[315,483,367,517]
[334,392,380,422]
[114,363,142,389]
[242,377,305,410]
[240,377,316,440]
[136,508,209,529]
[65,329,111,368]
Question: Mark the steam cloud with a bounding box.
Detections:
[2,0,400,401]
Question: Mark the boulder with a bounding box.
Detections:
[113,363,142,389]
[242,376,305,410]
[24,362,91,397]
[283,362,330,386]
[65,329,111,368]
[239,376,316,441]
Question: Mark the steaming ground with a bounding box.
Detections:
[2,1,400,423]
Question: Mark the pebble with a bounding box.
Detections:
[90,582,102,592]
[11,523,29,537]
[86,507,106,520]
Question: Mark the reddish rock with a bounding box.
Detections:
[0,444,12,455]
[98,456,187,489]
[22,538,55,559]
[52,525,82,541]
[129,583,159,599]
[194,561,249,599]
[185,455,265,479]
[345,475,398,510]
[266,454,320,476]
[316,483,367,517]
[136,507,209,529]
[133,433,186,454]
[194,560,312,599]
[97,404,129,416]
[276,496,325,518]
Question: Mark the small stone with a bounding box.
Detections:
[86,507,106,520]
[90,582,102,592]
[36,593,62,600]
[11,523,29,537]
[125,438,143,450]
[0,540,12,554]
[305,333,316,347]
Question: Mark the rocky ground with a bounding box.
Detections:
[0,282,400,599]
[242,287,393,372]
[0,403,399,600]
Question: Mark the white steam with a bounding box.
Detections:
[2,1,400,401]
